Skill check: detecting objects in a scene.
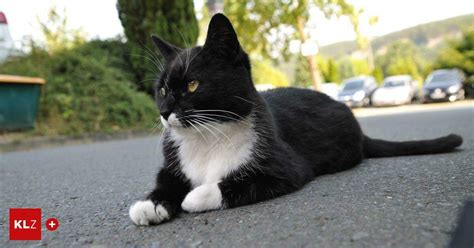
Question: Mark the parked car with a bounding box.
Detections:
[0,12,15,63]
[371,75,419,106]
[338,76,377,107]
[320,82,339,100]
[422,69,465,102]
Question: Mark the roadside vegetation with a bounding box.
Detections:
[0,7,158,136]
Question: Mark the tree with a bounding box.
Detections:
[433,30,474,77]
[335,57,370,81]
[433,30,474,97]
[294,55,311,88]
[37,6,86,54]
[117,0,199,95]
[323,59,340,83]
[341,6,378,72]
[223,0,356,91]
[338,57,355,80]
[371,66,384,84]
[375,41,425,81]
[294,56,340,87]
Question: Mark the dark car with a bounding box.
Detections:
[338,76,377,107]
[422,69,465,103]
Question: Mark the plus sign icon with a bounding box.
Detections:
[46,218,59,231]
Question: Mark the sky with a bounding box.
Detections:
[1,0,473,48]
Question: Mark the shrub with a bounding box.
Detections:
[0,39,158,135]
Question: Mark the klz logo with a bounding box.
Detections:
[9,208,42,240]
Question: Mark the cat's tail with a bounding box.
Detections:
[363,134,463,158]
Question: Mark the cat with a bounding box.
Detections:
[129,13,463,225]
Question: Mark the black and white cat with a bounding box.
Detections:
[129,14,463,225]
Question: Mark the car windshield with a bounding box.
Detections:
[383,80,406,87]
[342,80,364,91]
[428,72,458,84]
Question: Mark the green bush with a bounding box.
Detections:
[0,39,158,135]
[252,59,289,87]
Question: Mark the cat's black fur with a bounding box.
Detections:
[137,14,463,224]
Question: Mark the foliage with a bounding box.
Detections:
[433,30,474,77]
[433,30,474,97]
[0,40,158,135]
[335,57,370,81]
[319,59,340,83]
[351,59,370,76]
[117,0,199,95]
[375,41,424,81]
[37,6,86,54]
[224,0,355,60]
[293,55,311,88]
[252,59,289,87]
[371,66,384,84]
[337,58,354,81]
[294,56,341,87]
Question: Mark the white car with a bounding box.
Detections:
[371,75,418,106]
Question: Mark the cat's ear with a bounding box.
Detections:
[203,13,241,59]
[151,35,182,62]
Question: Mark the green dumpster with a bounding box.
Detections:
[0,74,46,130]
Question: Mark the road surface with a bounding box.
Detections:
[1,105,473,247]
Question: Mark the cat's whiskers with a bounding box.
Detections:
[186,109,249,123]
[233,96,256,106]
[188,113,251,126]
[186,119,209,144]
[141,44,165,72]
[188,115,237,150]
[151,117,164,134]
[130,53,162,75]
[189,118,224,146]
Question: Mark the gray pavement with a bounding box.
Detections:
[1,105,473,247]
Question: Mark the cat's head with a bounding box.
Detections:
[152,14,255,129]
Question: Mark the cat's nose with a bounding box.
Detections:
[160,110,172,120]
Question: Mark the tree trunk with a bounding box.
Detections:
[296,16,322,91]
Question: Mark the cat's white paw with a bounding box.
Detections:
[181,183,223,213]
[129,200,169,226]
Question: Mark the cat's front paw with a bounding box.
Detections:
[129,200,169,226]
[181,183,223,213]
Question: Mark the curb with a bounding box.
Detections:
[0,130,158,153]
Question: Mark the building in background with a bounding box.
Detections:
[0,12,15,62]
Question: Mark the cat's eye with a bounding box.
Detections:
[187,80,199,93]
[160,87,166,97]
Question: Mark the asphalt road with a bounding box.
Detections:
[1,105,473,247]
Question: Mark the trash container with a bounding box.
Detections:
[0,74,46,130]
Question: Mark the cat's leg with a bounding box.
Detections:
[181,174,300,212]
[129,167,191,225]
[219,174,301,209]
[181,183,223,212]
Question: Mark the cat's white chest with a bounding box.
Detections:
[169,120,256,188]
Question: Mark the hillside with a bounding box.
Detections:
[320,14,474,59]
